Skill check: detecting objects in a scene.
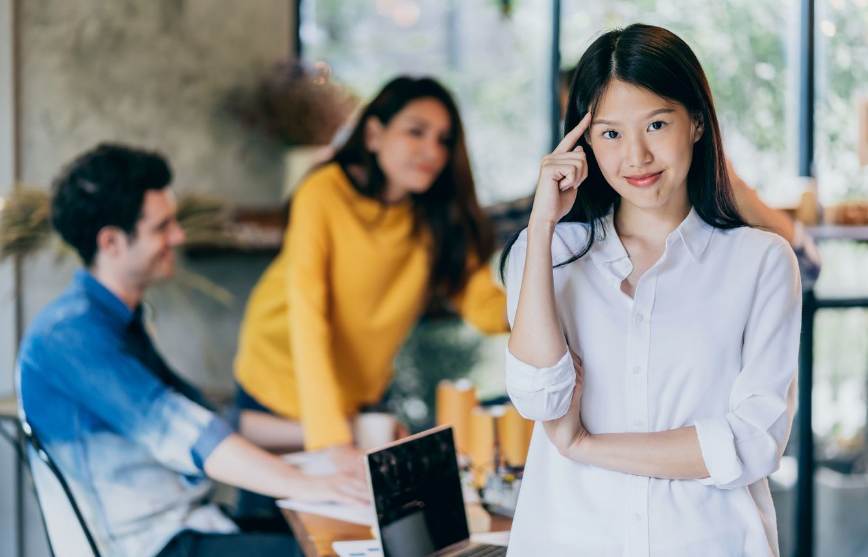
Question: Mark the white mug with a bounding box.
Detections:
[353,412,397,451]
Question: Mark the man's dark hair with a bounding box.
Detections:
[51,143,172,266]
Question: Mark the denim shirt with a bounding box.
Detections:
[17,270,237,557]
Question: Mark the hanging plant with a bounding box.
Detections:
[0,188,53,260]
[222,59,360,147]
[0,188,235,306]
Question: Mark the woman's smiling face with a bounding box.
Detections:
[365,97,453,202]
[588,79,703,214]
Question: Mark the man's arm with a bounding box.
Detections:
[727,159,796,242]
[204,433,369,504]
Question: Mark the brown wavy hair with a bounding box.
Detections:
[331,76,494,297]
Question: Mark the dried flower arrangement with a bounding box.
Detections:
[0,189,234,305]
[0,188,53,260]
[223,60,359,147]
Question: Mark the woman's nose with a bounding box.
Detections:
[625,137,653,168]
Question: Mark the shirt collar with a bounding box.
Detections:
[588,206,715,281]
[672,207,715,262]
[587,211,631,282]
[73,269,137,328]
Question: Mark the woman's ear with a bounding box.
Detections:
[692,114,705,144]
[364,117,385,153]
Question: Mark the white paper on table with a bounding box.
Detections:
[282,450,338,476]
[331,531,509,555]
[470,530,510,546]
[276,498,376,526]
[332,540,382,556]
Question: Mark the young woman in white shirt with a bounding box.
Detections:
[503,24,801,556]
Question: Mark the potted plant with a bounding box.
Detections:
[223,60,359,199]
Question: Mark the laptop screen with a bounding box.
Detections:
[367,426,470,557]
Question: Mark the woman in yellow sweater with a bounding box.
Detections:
[233,77,508,468]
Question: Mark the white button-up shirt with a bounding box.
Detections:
[504,208,801,557]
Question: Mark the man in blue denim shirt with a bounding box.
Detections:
[17,144,368,557]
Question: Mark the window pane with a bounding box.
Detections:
[301,0,551,205]
[816,0,868,204]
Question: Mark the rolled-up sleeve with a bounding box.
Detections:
[694,240,801,489]
[506,349,575,421]
[35,330,233,475]
[503,231,575,421]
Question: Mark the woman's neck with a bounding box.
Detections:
[345,164,409,205]
[382,181,409,204]
[614,197,691,245]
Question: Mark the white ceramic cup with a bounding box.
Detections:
[353,412,397,451]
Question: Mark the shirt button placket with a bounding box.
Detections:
[632,275,656,556]
[630,308,649,433]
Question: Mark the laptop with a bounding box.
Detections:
[365,425,507,557]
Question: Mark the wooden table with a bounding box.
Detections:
[282,504,511,557]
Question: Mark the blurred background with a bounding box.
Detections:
[0,1,866,556]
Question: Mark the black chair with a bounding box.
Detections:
[19,416,102,557]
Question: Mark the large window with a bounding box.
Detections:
[811,0,868,473]
[300,0,551,205]
[815,0,868,203]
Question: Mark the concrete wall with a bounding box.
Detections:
[1,2,22,555]
[1,1,294,555]
[16,0,292,390]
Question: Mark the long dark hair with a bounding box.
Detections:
[331,76,494,297]
[500,23,744,276]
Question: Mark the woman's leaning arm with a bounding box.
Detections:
[287,182,352,450]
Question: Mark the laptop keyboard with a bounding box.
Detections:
[453,544,508,557]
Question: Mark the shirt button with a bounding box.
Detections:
[634,419,645,429]
[633,512,642,522]
[632,365,642,375]
[634,313,644,325]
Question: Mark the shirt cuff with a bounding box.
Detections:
[694,416,743,487]
[191,415,234,471]
[505,349,575,421]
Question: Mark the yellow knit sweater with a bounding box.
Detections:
[234,163,508,450]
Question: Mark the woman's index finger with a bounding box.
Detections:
[553,112,592,154]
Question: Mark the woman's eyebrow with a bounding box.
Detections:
[592,107,675,126]
[404,116,430,126]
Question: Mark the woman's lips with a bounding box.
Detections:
[624,171,663,187]
[415,165,438,175]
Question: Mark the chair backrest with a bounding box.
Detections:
[21,419,102,557]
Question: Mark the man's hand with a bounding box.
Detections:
[291,472,370,505]
[326,444,367,481]
[542,351,589,458]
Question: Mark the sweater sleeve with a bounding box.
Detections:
[450,255,509,335]
[288,180,352,450]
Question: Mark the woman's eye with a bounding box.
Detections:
[648,121,667,131]
[408,128,425,137]
[602,130,619,140]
